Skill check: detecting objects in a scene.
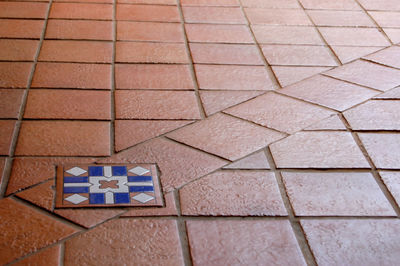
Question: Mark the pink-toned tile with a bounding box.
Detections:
[380,171,400,207]
[185,24,253,43]
[300,0,361,10]
[252,25,324,45]
[373,86,400,99]
[358,0,400,10]
[187,220,306,265]
[223,150,270,169]
[119,0,176,4]
[0,62,32,89]
[369,11,400,28]
[272,66,332,87]
[225,92,335,134]
[319,27,390,46]
[242,0,299,8]
[383,28,400,44]
[0,19,44,39]
[304,115,346,130]
[115,90,201,119]
[167,113,285,160]
[50,3,113,20]
[116,4,180,22]
[0,2,48,19]
[182,0,238,6]
[332,46,384,64]
[245,8,312,25]
[0,89,24,119]
[301,219,400,265]
[13,246,61,266]
[117,21,184,42]
[121,192,178,216]
[280,75,379,111]
[283,172,395,216]
[364,46,400,69]
[46,20,113,41]
[0,120,16,156]
[182,6,246,24]
[0,39,39,61]
[270,131,370,168]
[180,170,286,215]
[308,10,375,27]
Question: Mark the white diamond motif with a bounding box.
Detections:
[65,194,88,205]
[129,166,150,176]
[66,167,87,176]
[132,193,154,203]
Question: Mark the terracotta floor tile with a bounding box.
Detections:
[55,208,125,228]
[50,3,112,20]
[119,0,176,4]
[374,86,400,99]
[325,60,400,91]
[115,120,193,151]
[307,10,375,27]
[180,170,286,216]
[181,0,238,6]
[13,246,61,266]
[301,219,400,266]
[195,64,275,90]
[0,89,24,119]
[200,90,264,116]
[0,62,32,89]
[344,100,400,130]
[64,219,183,265]
[117,21,183,42]
[225,92,335,134]
[100,137,227,192]
[304,115,346,130]
[262,45,337,66]
[0,198,78,264]
[0,40,39,61]
[46,20,113,40]
[369,11,400,28]
[223,150,270,169]
[115,90,200,119]
[270,131,370,168]
[16,180,55,210]
[383,28,400,44]
[252,25,324,45]
[115,64,194,90]
[6,157,96,195]
[245,8,312,25]
[39,40,113,63]
[280,75,379,111]
[116,42,188,63]
[56,0,113,3]
[185,24,253,43]
[242,0,300,8]
[0,120,16,156]
[364,46,400,69]
[0,19,44,39]
[24,89,111,120]
[15,121,111,156]
[283,172,395,216]
[182,6,246,24]
[0,2,48,19]
[116,4,180,22]
[32,62,111,89]
[0,158,6,186]
[319,27,390,46]
[168,113,285,160]
[358,133,400,169]
[380,171,400,207]
[299,0,361,10]
[359,0,400,10]
[272,66,332,87]
[121,192,178,216]
[190,43,263,65]
[187,220,306,265]
[332,46,384,64]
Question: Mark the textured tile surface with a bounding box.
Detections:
[0,39,39,61]
[46,20,113,40]
[380,171,400,207]
[0,120,16,155]
[0,19,44,39]
[0,62,32,89]
[13,245,61,266]
[185,24,253,43]
[223,150,270,169]
[117,21,184,42]
[364,46,400,69]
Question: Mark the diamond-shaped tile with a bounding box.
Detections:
[128,166,150,176]
[132,193,154,203]
[66,167,87,176]
[65,194,88,205]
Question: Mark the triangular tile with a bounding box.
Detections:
[305,115,346,130]
[331,46,385,64]
[383,28,400,44]
[114,120,193,152]
[223,150,270,169]
[272,66,332,87]
[200,90,264,116]
[373,86,400,99]
[13,245,61,266]
[16,180,55,211]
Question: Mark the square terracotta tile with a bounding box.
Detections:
[182,6,246,24]
[50,3,113,20]
[318,27,390,46]
[56,164,163,208]
[252,25,324,45]
[299,0,361,10]
[0,62,33,89]
[307,10,375,27]
[116,4,180,22]
[185,24,253,43]
[0,40,39,61]
[117,21,184,42]
[0,19,44,39]
[0,89,24,119]
[245,8,312,25]
[0,2,48,19]
[46,20,113,40]
[0,120,16,155]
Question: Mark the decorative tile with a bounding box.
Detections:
[56,164,163,208]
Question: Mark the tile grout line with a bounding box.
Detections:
[110,0,117,156]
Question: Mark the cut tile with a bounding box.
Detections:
[15,121,110,156]
[325,60,400,91]
[301,219,400,266]
[0,19,44,39]
[272,66,331,87]
[64,219,183,265]
[0,120,16,156]
[32,62,111,89]
[182,0,238,6]
[185,24,253,43]
[319,27,390,46]
[307,10,374,27]
[46,19,113,40]
[50,3,112,20]
[283,172,395,216]
[383,28,400,44]
[369,11,400,28]
[380,171,400,207]
[200,90,264,116]
[0,2,48,19]
[0,158,6,187]
[305,115,346,130]
[115,120,193,151]
[119,0,176,3]
[0,198,78,265]
[373,86,400,99]
[242,0,299,8]
[223,150,270,169]
[0,39,39,61]
[122,192,178,216]
[16,180,55,210]
[280,75,379,111]
[299,0,361,10]
[190,43,263,65]
[117,21,184,42]
[116,4,180,22]
[358,0,400,10]
[358,133,400,169]
[100,137,227,192]
[0,89,24,119]
[270,131,370,168]
[0,62,32,89]
[332,46,384,64]
[187,220,306,265]
[182,6,246,24]
[262,45,337,66]
[115,90,200,119]
[195,64,275,90]
[180,170,286,215]
[116,64,194,90]
[24,89,111,120]
[55,208,125,228]
[116,42,188,63]
[13,245,61,266]
[245,8,312,25]
[168,113,285,161]
[225,92,335,134]
[364,46,400,69]
[252,25,324,45]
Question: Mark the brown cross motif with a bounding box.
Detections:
[99,180,119,189]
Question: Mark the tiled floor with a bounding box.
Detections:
[0,0,399,264]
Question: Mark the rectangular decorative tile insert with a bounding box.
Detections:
[56,164,163,208]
